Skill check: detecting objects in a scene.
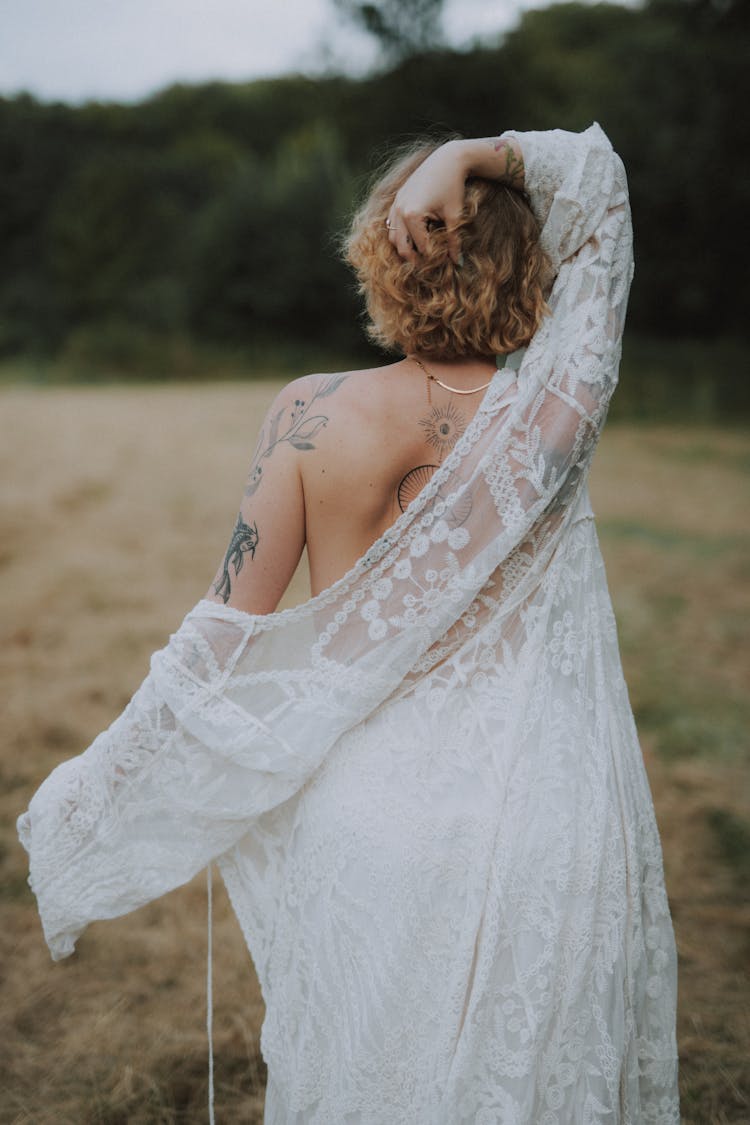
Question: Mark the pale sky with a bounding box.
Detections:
[0,0,567,105]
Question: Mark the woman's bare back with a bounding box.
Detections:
[202,355,498,615]
[299,357,496,596]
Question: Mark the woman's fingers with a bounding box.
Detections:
[387,209,421,262]
[386,204,422,258]
[385,140,469,263]
[396,224,417,261]
[443,210,463,267]
[403,212,431,256]
[387,205,462,265]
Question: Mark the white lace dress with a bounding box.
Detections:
[19,123,680,1124]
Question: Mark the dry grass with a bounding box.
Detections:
[1,383,748,1123]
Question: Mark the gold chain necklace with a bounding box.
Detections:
[410,355,493,405]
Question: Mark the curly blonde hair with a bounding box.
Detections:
[343,140,551,359]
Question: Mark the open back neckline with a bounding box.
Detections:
[192,351,526,630]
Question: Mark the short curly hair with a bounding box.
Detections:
[343,139,552,360]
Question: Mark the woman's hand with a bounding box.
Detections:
[387,136,525,265]
[386,140,468,265]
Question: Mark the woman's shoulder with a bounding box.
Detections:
[269,362,419,471]
[277,363,404,421]
[299,363,398,389]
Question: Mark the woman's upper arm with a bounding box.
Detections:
[203,378,311,616]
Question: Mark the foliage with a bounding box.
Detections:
[332,0,446,62]
[0,0,747,397]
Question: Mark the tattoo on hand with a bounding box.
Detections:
[492,140,524,187]
[244,373,349,498]
[213,511,259,604]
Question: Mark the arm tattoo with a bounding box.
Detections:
[492,139,525,188]
[213,511,259,604]
[244,373,349,498]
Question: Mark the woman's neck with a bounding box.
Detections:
[407,352,498,382]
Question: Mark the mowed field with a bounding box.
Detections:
[1,381,748,1124]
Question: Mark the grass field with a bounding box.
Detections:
[1,381,748,1123]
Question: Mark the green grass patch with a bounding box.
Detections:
[653,441,750,475]
[614,334,749,424]
[2,333,749,422]
[634,697,749,764]
[0,337,375,388]
[706,807,750,887]
[598,519,748,557]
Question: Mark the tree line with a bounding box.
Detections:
[0,0,747,381]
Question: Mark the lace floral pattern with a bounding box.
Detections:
[18,123,679,1123]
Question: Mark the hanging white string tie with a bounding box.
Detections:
[207,862,215,1125]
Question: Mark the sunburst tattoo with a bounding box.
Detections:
[398,463,438,512]
[419,401,467,459]
[396,464,473,524]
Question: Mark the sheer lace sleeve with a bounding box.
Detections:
[18,122,633,961]
[482,120,632,529]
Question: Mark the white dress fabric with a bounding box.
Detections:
[18,123,680,1124]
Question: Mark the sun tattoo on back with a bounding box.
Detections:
[419,401,466,458]
[396,400,472,524]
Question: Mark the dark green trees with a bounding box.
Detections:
[0,0,746,375]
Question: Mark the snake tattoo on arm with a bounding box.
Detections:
[213,512,259,603]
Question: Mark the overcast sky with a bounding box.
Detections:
[0,0,559,105]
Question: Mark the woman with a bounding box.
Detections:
[18,122,680,1123]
